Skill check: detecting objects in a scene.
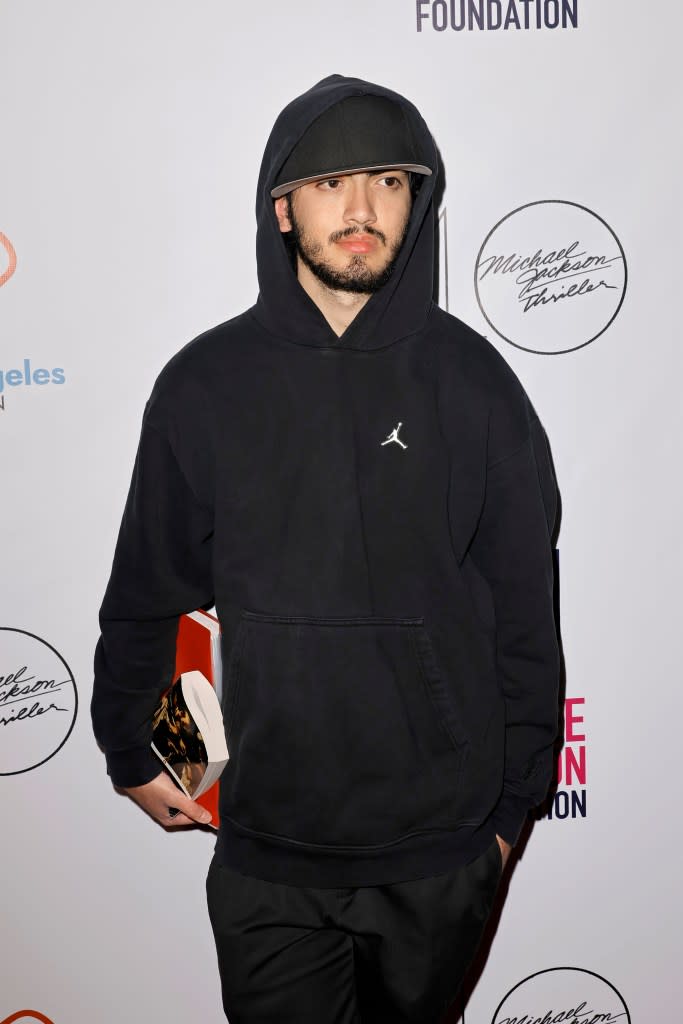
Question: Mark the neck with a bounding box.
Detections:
[296,258,371,337]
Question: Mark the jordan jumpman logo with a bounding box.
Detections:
[381,422,407,449]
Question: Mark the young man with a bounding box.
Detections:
[92,74,560,1022]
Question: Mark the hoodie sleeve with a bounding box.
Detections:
[469,410,561,847]
[91,395,215,789]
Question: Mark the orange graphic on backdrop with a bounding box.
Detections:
[1,1013,55,1024]
[0,232,17,287]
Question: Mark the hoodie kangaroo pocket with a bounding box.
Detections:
[221,610,470,848]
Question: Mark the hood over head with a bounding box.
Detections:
[252,74,439,352]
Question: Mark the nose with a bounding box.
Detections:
[343,176,377,228]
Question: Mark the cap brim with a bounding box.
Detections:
[270,163,432,199]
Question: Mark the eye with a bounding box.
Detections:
[377,175,403,188]
[317,178,343,190]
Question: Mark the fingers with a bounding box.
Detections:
[164,790,212,827]
[123,772,213,828]
[162,806,196,828]
[495,833,512,871]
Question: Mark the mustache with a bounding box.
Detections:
[329,226,387,245]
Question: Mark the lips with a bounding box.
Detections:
[336,234,377,254]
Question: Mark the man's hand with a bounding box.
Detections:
[496,833,512,872]
[121,770,213,828]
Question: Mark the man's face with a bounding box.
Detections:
[274,170,413,294]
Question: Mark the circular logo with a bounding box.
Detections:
[492,967,631,1023]
[1,1014,56,1024]
[475,201,627,354]
[0,629,78,775]
[0,231,17,288]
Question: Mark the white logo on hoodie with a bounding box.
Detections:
[381,422,407,449]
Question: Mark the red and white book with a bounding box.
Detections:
[151,609,224,829]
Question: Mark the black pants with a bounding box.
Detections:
[206,835,502,1023]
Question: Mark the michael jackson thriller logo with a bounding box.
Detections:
[475,201,627,354]
[0,629,78,775]
[492,967,630,1023]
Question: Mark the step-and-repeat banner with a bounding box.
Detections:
[2,2,678,1021]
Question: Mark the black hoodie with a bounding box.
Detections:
[91,74,560,887]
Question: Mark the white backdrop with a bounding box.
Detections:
[1,2,680,1021]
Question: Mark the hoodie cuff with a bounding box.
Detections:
[488,792,533,848]
[105,745,164,789]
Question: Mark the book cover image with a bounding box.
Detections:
[151,668,228,825]
[151,676,209,799]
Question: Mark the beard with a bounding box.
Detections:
[286,200,410,295]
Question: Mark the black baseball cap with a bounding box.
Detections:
[270,94,433,198]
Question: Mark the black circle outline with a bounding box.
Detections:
[0,627,78,776]
[491,965,631,1023]
[474,199,628,355]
